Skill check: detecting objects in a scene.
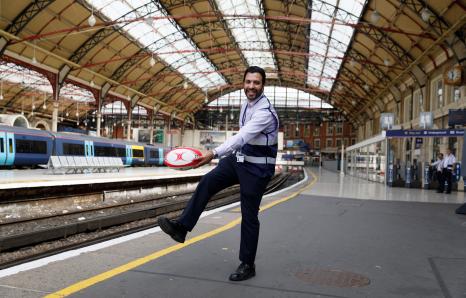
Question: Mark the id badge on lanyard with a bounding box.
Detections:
[236,151,245,163]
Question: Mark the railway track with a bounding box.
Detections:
[0,172,295,269]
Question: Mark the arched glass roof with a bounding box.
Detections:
[89,0,227,91]
[215,0,276,71]
[307,0,365,91]
[209,86,333,109]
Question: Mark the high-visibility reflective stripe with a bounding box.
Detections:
[244,155,276,164]
[247,138,278,146]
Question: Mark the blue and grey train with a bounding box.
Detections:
[0,124,165,167]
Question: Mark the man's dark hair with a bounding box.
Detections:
[243,66,266,85]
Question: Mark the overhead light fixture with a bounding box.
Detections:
[42,92,47,110]
[88,14,96,27]
[364,84,370,91]
[230,111,234,120]
[352,100,357,105]
[149,56,156,67]
[204,94,208,104]
[384,59,391,66]
[90,80,95,87]
[421,8,432,22]
[66,111,69,117]
[32,45,37,64]
[370,10,381,24]
[219,107,223,113]
[88,6,96,28]
[0,80,3,100]
[183,81,188,90]
[349,59,356,67]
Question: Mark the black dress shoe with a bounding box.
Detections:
[436,190,443,193]
[229,263,255,281]
[158,217,187,243]
[445,191,451,194]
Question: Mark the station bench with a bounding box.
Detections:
[48,156,124,174]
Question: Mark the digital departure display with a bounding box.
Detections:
[448,109,466,126]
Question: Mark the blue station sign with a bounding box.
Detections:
[386,129,465,138]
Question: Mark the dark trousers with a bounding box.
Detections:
[178,154,271,264]
[442,169,453,192]
[436,170,444,192]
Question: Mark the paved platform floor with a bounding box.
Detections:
[0,168,465,298]
[305,168,466,204]
[0,166,214,189]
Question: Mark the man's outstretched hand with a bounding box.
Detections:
[192,151,214,168]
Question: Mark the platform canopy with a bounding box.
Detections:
[0,0,464,124]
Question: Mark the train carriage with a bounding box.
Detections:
[144,145,164,166]
[0,125,53,167]
[0,124,166,168]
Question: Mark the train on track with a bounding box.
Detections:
[0,124,166,168]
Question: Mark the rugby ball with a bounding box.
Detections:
[164,147,203,169]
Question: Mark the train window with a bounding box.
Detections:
[150,150,159,159]
[0,138,3,153]
[133,149,144,158]
[116,148,126,157]
[16,140,47,154]
[63,143,85,155]
[95,146,121,157]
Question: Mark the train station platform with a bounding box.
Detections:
[0,168,465,298]
[0,166,215,190]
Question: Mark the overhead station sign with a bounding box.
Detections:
[386,129,465,138]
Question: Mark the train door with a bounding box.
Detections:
[0,132,6,166]
[158,148,164,165]
[5,133,15,166]
[84,141,94,157]
[125,145,132,165]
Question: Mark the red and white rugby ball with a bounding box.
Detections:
[164,147,203,169]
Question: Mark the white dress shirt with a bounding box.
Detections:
[432,159,443,172]
[442,153,456,169]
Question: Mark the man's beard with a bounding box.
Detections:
[244,87,263,101]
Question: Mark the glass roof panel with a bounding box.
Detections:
[307,0,366,91]
[0,63,92,103]
[216,0,277,71]
[0,63,52,95]
[89,0,227,91]
[209,87,333,109]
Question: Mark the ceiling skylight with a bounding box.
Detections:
[0,63,52,94]
[209,86,333,109]
[88,0,227,91]
[307,0,365,91]
[0,63,92,102]
[215,0,277,71]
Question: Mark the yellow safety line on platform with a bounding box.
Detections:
[45,170,317,298]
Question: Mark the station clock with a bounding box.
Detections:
[443,65,463,85]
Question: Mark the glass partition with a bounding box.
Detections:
[346,134,387,183]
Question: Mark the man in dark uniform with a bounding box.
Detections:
[158,66,279,281]
[442,148,456,194]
